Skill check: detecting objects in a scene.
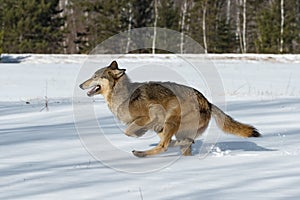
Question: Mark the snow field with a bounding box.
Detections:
[0,54,300,199]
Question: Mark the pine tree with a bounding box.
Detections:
[214,18,237,53]
[0,2,3,57]
[66,0,92,53]
[190,0,236,53]
[157,0,179,30]
[131,0,154,28]
[154,0,180,53]
[1,0,65,53]
[0,30,3,57]
[1,0,300,54]
[282,0,300,53]
[131,0,154,53]
[255,1,280,53]
[69,0,127,53]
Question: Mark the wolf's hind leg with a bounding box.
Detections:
[169,138,194,147]
[168,139,193,156]
[180,144,192,156]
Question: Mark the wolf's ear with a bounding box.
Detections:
[111,69,126,79]
[109,61,118,70]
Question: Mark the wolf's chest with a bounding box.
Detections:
[108,96,132,124]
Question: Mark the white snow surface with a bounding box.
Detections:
[1,54,300,199]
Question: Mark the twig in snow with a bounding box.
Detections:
[285,73,292,95]
[139,187,144,200]
[40,81,49,112]
[40,96,49,112]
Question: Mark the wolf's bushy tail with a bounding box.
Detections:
[211,104,261,138]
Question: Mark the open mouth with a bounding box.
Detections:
[87,85,101,96]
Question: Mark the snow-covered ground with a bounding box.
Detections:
[1,54,300,199]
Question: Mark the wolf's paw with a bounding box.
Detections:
[153,125,163,133]
[132,150,147,158]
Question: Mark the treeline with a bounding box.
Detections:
[0,0,300,54]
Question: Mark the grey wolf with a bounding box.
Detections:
[79,61,260,157]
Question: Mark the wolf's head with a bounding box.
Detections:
[79,61,126,97]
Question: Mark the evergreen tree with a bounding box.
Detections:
[156,0,180,53]
[189,0,205,50]
[70,0,127,53]
[282,0,300,53]
[0,0,299,54]
[256,1,281,53]
[213,18,237,53]
[1,0,65,53]
[0,2,3,57]
[0,30,3,57]
[157,0,179,30]
[245,0,263,53]
[120,0,154,53]
[131,0,154,53]
[255,0,300,53]
[66,0,91,53]
[131,0,154,28]
[190,0,237,53]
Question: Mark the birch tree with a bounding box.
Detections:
[235,0,243,52]
[180,0,187,54]
[226,0,231,25]
[235,0,246,53]
[280,0,284,53]
[242,0,247,53]
[202,0,208,53]
[152,0,158,54]
[126,2,133,53]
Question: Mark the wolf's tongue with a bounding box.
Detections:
[87,85,100,96]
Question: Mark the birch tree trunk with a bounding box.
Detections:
[236,0,243,52]
[180,0,187,54]
[126,2,133,53]
[59,0,68,54]
[202,0,208,53]
[280,0,284,53]
[242,0,247,53]
[226,0,231,25]
[296,0,300,26]
[152,0,158,54]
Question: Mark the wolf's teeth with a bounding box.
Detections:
[87,85,101,96]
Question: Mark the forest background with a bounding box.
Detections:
[0,0,299,54]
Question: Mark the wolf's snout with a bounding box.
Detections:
[79,83,84,90]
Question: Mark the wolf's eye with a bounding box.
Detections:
[101,75,108,79]
[93,74,97,78]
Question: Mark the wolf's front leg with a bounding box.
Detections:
[132,114,180,157]
[125,117,152,138]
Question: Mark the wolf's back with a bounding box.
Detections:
[211,104,260,138]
